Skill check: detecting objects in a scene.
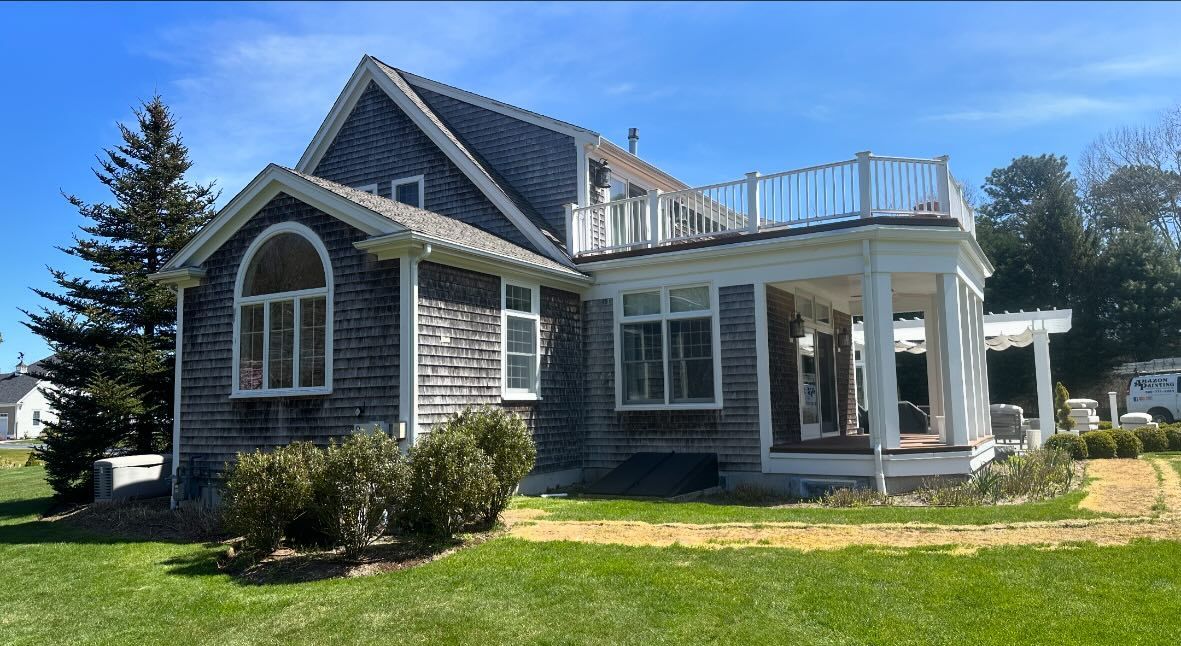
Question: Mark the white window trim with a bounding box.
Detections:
[391,174,425,208]
[231,221,334,398]
[501,280,542,401]
[613,283,723,411]
[356,183,379,195]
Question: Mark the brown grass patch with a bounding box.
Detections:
[509,516,1181,554]
[1080,459,1162,516]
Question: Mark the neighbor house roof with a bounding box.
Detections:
[0,362,47,405]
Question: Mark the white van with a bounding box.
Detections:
[1127,373,1181,423]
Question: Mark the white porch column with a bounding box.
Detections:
[959,283,979,441]
[974,295,993,438]
[923,295,945,439]
[936,274,971,446]
[1033,327,1055,444]
[863,271,901,449]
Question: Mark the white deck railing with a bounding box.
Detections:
[567,152,975,257]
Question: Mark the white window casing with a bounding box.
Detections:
[614,283,723,411]
[391,174,425,208]
[502,280,542,401]
[356,183,379,195]
[231,222,334,398]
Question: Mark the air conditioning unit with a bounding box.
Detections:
[93,454,172,502]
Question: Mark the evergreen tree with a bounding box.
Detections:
[24,97,215,499]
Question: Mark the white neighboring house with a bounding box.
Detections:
[0,358,57,440]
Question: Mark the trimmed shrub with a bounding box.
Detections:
[1167,428,1181,451]
[436,407,537,524]
[1134,427,1169,453]
[1097,421,1113,430]
[1110,429,1142,458]
[315,432,409,559]
[222,442,320,552]
[1044,433,1088,460]
[1081,431,1117,459]
[405,430,497,537]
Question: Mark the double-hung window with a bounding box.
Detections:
[233,223,333,397]
[502,282,540,400]
[391,175,425,208]
[618,285,718,407]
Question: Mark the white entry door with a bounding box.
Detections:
[799,330,839,441]
[0,413,9,439]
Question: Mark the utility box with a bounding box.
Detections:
[93,454,172,502]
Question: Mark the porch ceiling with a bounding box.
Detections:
[767,272,938,315]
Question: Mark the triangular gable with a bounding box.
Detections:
[161,164,404,271]
[295,56,570,265]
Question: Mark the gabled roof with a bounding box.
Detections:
[295,55,568,263]
[157,164,586,283]
[0,361,48,405]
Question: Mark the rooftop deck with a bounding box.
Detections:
[567,152,975,259]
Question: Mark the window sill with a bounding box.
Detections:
[502,392,542,403]
[230,387,333,400]
[615,402,723,412]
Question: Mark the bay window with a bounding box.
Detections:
[502,282,540,400]
[233,223,333,397]
[618,285,718,407]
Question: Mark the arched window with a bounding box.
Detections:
[233,223,332,396]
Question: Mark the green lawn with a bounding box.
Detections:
[512,487,1103,525]
[2,466,1180,645]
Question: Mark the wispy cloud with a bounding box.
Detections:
[923,93,1160,126]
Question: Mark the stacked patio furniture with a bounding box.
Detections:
[1066,398,1100,432]
[990,404,1025,446]
[1120,412,1157,430]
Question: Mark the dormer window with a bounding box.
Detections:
[233,223,333,397]
[391,175,424,208]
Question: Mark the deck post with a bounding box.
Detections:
[564,203,577,256]
[745,171,761,233]
[935,155,952,216]
[647,189,662,248]
[856,151,873,218]
[863,268,901,449]
[1033,327,1055,444]
[936,273,971,446]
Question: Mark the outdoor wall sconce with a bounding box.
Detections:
[592,158,612,189]
[837,328,852,349]
[789,312,806,339]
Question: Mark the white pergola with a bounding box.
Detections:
[855,309,1073,444]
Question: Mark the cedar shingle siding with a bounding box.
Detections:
[833,309,859,435]
[410,84,579,244]
[416,262,584,473]
[179,193,400,476]
[312,81,535,251]
[581,285,762,473]
[767,286,800,445]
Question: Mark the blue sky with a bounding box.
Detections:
[2,1,1180,362]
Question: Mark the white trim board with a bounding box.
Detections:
[294,56,569,265]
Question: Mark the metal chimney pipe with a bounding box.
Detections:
[628,127,639,155]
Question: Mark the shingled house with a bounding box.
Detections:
[152,55,995,503]
[0,357,55,440]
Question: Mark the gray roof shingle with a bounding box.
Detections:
[282,166,586,278]
[0,367,44,404]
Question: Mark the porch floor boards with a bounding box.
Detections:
[771,433,992,455]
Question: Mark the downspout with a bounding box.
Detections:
[170,285,184,509]
[862,240,887,494]
[401,243,432,449]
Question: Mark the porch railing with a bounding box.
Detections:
[566,151,975,257]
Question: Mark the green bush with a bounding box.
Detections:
[1166,428,1181,451]
[1081,431,1117,459]
[1133,427,1169,453]
[1097,421,1113,430]
[1044,433,1088,460]
[222,442,320,552]
[405,429,496,537]
[315,432,408,559]
[436,407,537,524]
[1110,429,1142,458]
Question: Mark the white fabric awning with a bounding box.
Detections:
[853,309,1072,354]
